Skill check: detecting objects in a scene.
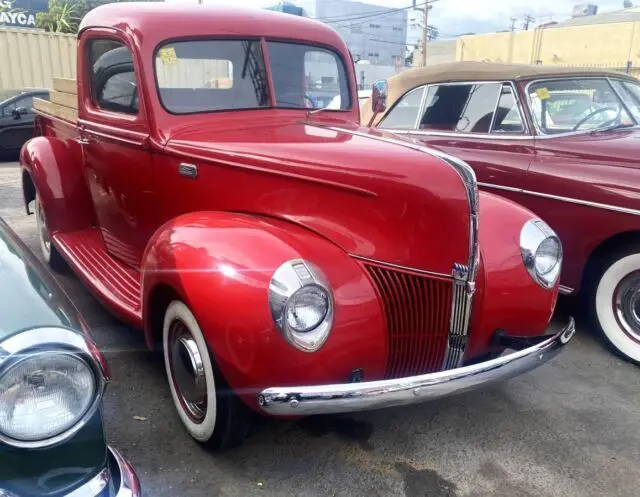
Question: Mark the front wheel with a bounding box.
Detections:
[34,193,66,271]
[163,300,253,449]
[590,249,640,365]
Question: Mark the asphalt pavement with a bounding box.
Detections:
[1,160,638,497]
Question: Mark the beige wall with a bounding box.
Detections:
[0,28,76,90]
[413,40,457,67]
[457,21,640,73]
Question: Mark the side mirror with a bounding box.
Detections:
[368,80,388,127]
[12,107,28,120]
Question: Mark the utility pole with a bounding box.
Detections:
[523,14,535,30]
[413,0,439,67]
[510,17,517,31]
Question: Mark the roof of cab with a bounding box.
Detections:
[79,2,347,50]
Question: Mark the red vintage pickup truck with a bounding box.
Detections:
[20,3,574,449]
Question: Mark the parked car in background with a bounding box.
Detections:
[0,216,140,496]
[0,89,49,158]
[364,61,640,364]
[21,4,574,449]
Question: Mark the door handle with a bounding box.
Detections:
[75,137,90,146]
[179,163,198,179]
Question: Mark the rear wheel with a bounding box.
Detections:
[163,300,252,449]
[35,193,66,271]
[589,248,640,365]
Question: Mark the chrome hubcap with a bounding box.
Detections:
[36,198,51,254]
[168,320,207,422]
[613,271,640,342]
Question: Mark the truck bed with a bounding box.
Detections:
[33,77,78,123]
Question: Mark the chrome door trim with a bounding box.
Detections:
[389,129,535,141]
[478,181,640,217]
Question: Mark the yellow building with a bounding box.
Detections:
[456,7,640,76]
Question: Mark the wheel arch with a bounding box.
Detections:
[582,230,640,293]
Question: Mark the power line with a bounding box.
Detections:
[320,1,432,25]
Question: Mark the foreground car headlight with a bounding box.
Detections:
[520,219,563,289]
[0,327,106,448]
[269,259,333,352]
[0,352,95,442]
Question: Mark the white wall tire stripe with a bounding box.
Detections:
[163,301,218,441]
[595,253,640,363]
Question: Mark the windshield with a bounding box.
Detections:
[154,39,351,114]
[527,78,636,134]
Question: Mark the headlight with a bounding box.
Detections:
[269,259,334,352]
[0,327,106,449]
[0,352,96,443]
[520,219,563,289]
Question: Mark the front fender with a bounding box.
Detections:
[141,212,387,411]
[20,135,94,234]
[466,192,559,359]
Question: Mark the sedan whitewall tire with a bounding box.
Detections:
[594,252,640,364]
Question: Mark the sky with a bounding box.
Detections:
[164,0,634,38]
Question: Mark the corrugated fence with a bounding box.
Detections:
[0,27,76,90]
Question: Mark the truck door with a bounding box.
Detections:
[78,34,153,269]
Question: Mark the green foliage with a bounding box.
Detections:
[35,0,156,34]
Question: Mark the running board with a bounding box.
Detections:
[53,229,143,327]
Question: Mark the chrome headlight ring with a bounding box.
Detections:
[0,327,107,449]
[520,219,563,290]
[269,259,334,353]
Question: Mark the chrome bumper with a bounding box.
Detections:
[259,317,575,416]
[66,446,141,497]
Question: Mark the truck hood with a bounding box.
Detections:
[540,128,640,167]
[164,116,477,276]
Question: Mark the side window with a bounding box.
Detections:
[378,86,425,129]
[419,83,502,133]
[491,84,525,133]
[14,95,35,112]
[89,39,138,115]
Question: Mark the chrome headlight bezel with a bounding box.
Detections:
[269,259,334,353]
[520,219,563,289]
[0,327,107,449]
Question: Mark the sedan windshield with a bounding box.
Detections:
[527,78,637,134]
[154,39,351,114]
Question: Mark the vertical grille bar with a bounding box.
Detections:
[364,263,453,379]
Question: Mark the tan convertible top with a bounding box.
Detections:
[362,61,635,125]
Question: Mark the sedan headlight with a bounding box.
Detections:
[0,327,106,448]
[269,259,333,352]
[520,219,563,289]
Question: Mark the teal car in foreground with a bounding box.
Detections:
[0,216,140,497]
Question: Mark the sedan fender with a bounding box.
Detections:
[20,135,94,234]
[141,212,387,410]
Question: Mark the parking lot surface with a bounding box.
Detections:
[1,160,639,497]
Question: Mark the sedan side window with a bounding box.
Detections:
[419,83,502,133]
[491,84,525,133]
[378,86,425,129]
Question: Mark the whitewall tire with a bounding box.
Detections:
[592,251,640,364]
[163,300,252,449]
[34,193,65,271]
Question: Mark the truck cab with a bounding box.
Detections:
[21,3,573,449]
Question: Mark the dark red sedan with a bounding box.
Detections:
[364,62,640,364]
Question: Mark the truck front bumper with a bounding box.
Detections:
[258,317,575,416]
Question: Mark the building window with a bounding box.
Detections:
[369,23,381,28]
[393,27,402,32]
[351,24,362,34]
[367,52,379,57]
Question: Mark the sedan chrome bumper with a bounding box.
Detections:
[66,446,141,497]
[258,317,575,416]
